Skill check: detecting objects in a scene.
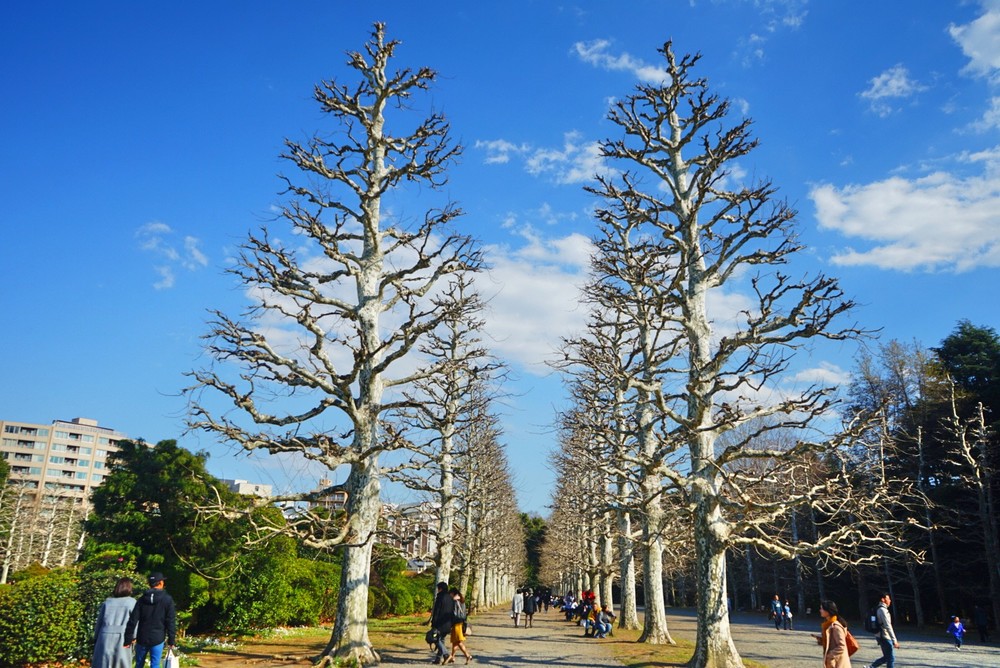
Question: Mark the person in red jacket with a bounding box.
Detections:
[124,572,177,668]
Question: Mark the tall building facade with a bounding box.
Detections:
[0,417,126,506]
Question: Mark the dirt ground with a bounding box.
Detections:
[184,605,623,667]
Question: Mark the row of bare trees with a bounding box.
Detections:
[0,479,86,583]
[184,24,524,666]
[541,44,914,668]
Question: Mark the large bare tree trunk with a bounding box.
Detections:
[690,457,740,668]
[322,458,381,665]
[638,471,674,644]
[617,509,640,629]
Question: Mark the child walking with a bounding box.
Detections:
[947,615,965,650]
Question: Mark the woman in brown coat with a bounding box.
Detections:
[814,600,852,668]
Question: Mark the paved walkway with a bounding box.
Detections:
[706,609,1000,668]
[374,606,1000,667]
[375,606,624,666]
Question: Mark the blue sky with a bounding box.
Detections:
[3,1,999,515]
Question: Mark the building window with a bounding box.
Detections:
[50,456,65,464]
[76,472,88,480]
[92,474,102,482]
[54,430,69,439]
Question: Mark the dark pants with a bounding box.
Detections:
[871,636,895,668]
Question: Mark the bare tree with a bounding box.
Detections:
[584,42,891,667]
[944,396,1000,629]
[452,405,523,612]
[388,275,504,585]
[186,24,480,666]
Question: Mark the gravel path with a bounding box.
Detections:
[373,606,1000,667]
[375,606,624,666]
[693,609,1000,668]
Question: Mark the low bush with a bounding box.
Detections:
[0,571,83,667]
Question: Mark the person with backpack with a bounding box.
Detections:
[863,593,899,668]
[814,600,851,668]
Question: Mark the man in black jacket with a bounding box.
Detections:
[429,581,455,665]
[125,572,177,668]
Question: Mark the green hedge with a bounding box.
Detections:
[0,571,83,667]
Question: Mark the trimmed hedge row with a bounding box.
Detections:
[0,558,434,667]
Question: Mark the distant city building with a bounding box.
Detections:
[0,417,126,506]
[382,501,439,563]
[307,478,349,513]
[219,478,272,498]
[306,479,440,567]
[0,417,128,576]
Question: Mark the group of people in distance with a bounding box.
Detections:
[559,589,616,639]
[91,572,177,668]
[428,581,472,665]
[769,593,795,630]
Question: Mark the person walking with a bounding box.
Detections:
[770,594,783,631]
[444,588,472,665]
[511,588,524,627]
[973,604,989,643]
[946,616,965,650]
[783,600,794,630]
[124,572,176,668]
[813,600,851,668]
[429,582,456,665]
[863,593,898,668]
[92,577,136,668]
[522,587,537,628]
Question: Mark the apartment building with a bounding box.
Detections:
[219,478,273,498]
[0,417,126,506]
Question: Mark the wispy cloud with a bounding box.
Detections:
[136,221,209,289]
[475,132,606,185]
[474,139,530,165]
[859,65,928,117]
[572,39,667,83]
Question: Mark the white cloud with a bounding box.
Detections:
[479,231,593,372]
[811,154,1000,272]
[152,266,175,291]
[475,133,605,184]
[136,221,209,288]
[572,39,667,84]
[859,65,928,117]
[949,4,1000,81]
[789,361,852,388]
[970,96,1000,131]
[524,131,606,185]
[474,139,530,165]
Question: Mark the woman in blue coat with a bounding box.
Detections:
[92,578,137,668]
